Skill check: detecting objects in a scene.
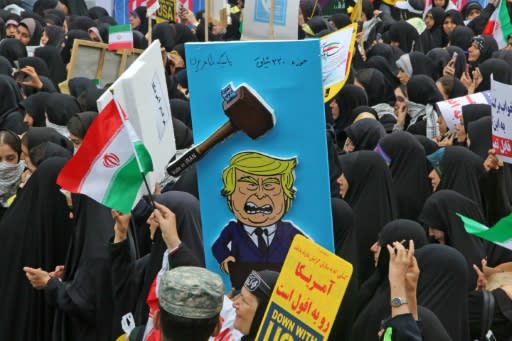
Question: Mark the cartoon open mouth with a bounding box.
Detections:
[244,201,273,215]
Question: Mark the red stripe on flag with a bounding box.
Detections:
[483,20,496,36]
[57,100,123,192]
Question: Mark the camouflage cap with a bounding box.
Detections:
[158,266,224,319]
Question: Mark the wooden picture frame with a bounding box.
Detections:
[67,39,144,87]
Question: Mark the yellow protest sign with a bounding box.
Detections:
[255,235,353,340]
[156,0,177,22]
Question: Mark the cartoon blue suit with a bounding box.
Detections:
[212,220,302,265]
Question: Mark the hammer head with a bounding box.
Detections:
[222,84,275,139]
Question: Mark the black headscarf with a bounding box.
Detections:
[445,46,466,78]
[51,194,118,341]
[46,93,81,126]
[444,9,464,26]
[417,306,453,341]
[29,141,72,167]
[407,75,444,105]
[152,23,175,52]
[0,56,12,76]
[475,58,512,92]
[433,146,485,208]
[329,13,351,29]
[43,25,65,48]
[131,6,148,35]
[378,131,432,220]
[34,46,67,88]
[467,116,491,159]
[88,6,109,19]
[172,23,198,45]
[170,98,192,129]
[427,7,445,48]
[69,15,96,32]
[0,74,25,134]
[355,68,394,105]
[461,103,491,133]
[365,55,400,89]
[416,244,469,341]
[409,51,436,79]
[351,219,428,341]
[18,56,50,78]
[366,43,397,65]
[130,191,206,325]
[20,92,50,127]
[67,111,98,139]
[332,85,368,140]
[338,151,398,284]
[449,26,474,50]
[0,157,74,341]
[471,35,499,66]
[419,190,486,285]
[0,38,27,67]
[388,21,420,53]
[344,118,386,151]
[492,49,512,68]
[427,47,450,80]
[68,76,96,97]
[61,30,89,64]
[415,134,439,155]
[24,126,74,153]
[133,30,148,50]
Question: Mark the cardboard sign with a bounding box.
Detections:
[241,0,300,40]
[320,23,357,103]
[67,39,143,88]
[185,39,334,290]
[255,235,353,340]
[435,91,491,132]
[491,76,512,164]
[156,0,177,22]
[97,40,176,195]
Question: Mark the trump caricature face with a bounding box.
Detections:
[229,169,286,227]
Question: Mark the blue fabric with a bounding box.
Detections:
[114,0,129,25]
[212,220,302,264]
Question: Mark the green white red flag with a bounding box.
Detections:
[483,0,512,49]
[108,24,134,51]
[458,213,512,250]
[57,99,153,213]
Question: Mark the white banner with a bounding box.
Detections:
[98,40,176,193]
[241,0,299,40]
[491,76,512,164]
[436,91,491,132]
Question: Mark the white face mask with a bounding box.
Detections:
[0,161,25,205]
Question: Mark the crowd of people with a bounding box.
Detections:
[0,0,512,339]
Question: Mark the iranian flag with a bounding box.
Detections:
[458,213,512,250]
[57,99,153,214]
[483,0,512,49]
[108,24,134,51]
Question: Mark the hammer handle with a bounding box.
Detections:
[167,121,237,177]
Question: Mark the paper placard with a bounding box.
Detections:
[241,0,300,40]
[321,23,357,103]
[435,91,491,132]
[491,76,512,164]
[255,235,353,340]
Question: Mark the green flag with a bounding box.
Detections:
[457,213,512,250]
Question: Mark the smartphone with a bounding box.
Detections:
[450,52,458,64]
[465,63,470,74]
[13,70,31,83]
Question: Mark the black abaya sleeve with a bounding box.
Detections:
[168,243,203,268]
[45,278,95,323]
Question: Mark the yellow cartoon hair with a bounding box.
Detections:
[221,151,297,212]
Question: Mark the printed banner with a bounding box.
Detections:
[320,23,357,103]
[255,235,353,340]
[241,0,300,40]
[185,39,333,290]
[491,76,512,164]
[435,91,491,132]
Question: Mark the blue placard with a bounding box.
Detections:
[254,0,287,26]
[185,40,333,289]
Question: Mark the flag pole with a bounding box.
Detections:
[110,89,157,210]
